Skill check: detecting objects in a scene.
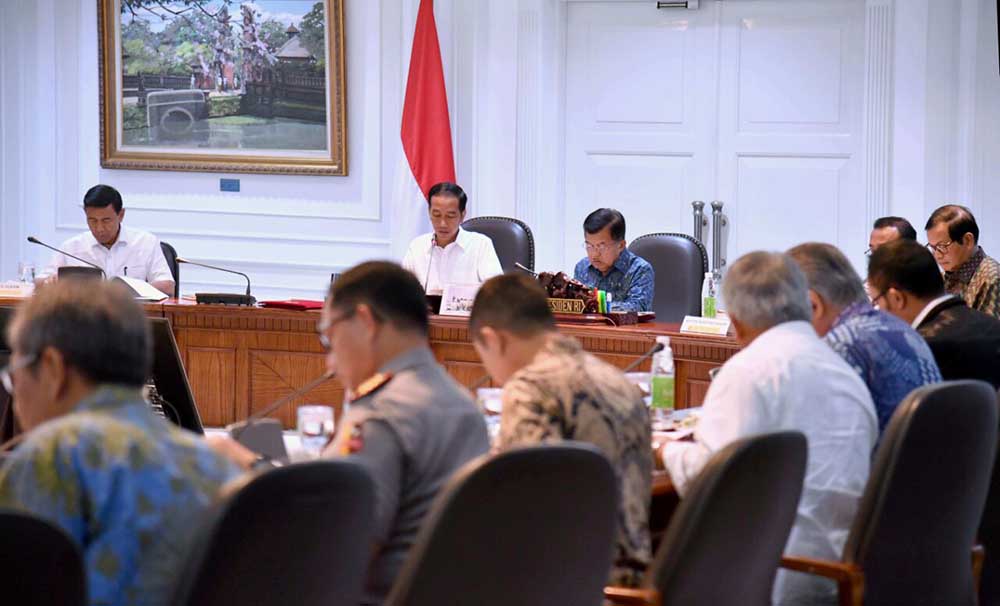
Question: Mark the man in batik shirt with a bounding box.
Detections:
[788,243,941,433]
[0,280,239,606]
[469,274,652,586]
[573,208,655,312]
[925,204,1000,318]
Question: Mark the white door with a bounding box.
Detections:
[563,2,718,272]
[714,0,866,270]
[563,0,867,273]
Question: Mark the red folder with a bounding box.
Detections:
[259,299,325,311]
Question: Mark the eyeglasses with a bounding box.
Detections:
[864,247,873,257]
[870,290,888,310]
[925,240,954,255]
[315,310,355,350]
[0,354,37,394]
[583,242,620,254]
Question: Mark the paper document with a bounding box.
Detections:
[113,276,168,301]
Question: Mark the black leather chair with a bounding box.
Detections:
[782,381,998,606]
[386,444,617,606]
[0,509,86,606]
[606,432,807,606]
[170,460,375,606]
[628,233,708,322]
[160,241,180,298]
[461,216,535,272]
[978,387,1000,606]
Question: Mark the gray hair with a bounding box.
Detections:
[787,243,867,310]
[721,251,812,330]
[8,279,151,386]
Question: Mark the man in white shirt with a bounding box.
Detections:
[38,185,175,296]
[401,182,502,294]
[660,251,878,606]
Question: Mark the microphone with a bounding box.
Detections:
[422,236,436,293]
[176,256,255,306]
[514,262,537,277]
[469,374,492,390]
[27,236,106,279]
[227,371,336,460]
[623,341,665,373]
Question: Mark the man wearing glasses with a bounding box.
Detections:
[0,280,240,606]
[925,204,1000,318]
[573,208,654,312]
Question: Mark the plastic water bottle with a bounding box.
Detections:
[650,336,675,428]
[701,272,717,318]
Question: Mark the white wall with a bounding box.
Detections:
[2,0,1000,296]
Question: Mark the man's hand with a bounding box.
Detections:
[206,435,258,470]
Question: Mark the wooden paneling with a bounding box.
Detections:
[249,350,345,429]
[186,346,237,427]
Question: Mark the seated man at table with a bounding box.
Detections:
[469,273,652,586]
[867,239,1000,388]
[788,242,941,432]
[401,182,503,293]
[0,280,240,606]
[925,204,1000,318]
[574,208,654,312]
[38,184,176,296]
[210,261,490,605]
[660,251,877,606]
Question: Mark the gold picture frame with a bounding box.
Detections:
[98,0,347,176]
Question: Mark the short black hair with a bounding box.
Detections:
[872,216,917,241]
[583,208,626,241]
[925,204,979,244]
[469,274,555,339]
[327,261,428,335]
[427,182,467,213]
[9,280,151,386]
[83,184,123,214]
[867,239,945,300]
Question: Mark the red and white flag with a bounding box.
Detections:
[393,0,455,258]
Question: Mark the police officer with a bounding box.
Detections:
[210,261,489,605]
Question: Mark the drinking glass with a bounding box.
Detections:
[476,388,503,446]
[297,405,335,459]
[17,262,35,283]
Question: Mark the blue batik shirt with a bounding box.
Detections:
[573,248,655,312]
[824,302,942,434]
[0,385,241,606]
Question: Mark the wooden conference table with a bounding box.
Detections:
[0,297,739,432]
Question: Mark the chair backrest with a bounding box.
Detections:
[160,241,180,298]
[628,233,708,322]
[978,387,1000,606]
[645,432,807,606]
[461,216,535,272]
[386,443,617,606]
[0,509,86,606]
[171,460,375,606]
[844,381,998,606]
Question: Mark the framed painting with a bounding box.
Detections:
[98,0,347,176]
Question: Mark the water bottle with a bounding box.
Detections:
[701,272,717,318]
[650,336,675,428]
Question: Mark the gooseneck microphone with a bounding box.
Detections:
[26,236,106,278]
[623,341,665,373]
[514,262,538,277]
[422,236,436,293]
[176,256,256,306]
[230,371,337,440]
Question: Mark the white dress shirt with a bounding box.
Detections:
[663,321,877,606]
[401,228,503,293]
[39,225,174,284]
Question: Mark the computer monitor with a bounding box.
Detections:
[149,318,204,434]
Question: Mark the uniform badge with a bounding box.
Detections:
[351,372,393,402]
[343,423,364,455]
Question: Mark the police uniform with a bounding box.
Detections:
[324,346,489,605]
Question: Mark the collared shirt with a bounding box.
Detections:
[39,225,174,284]
[824,302,941,433]
[401,228,503,294]
[498,334,652,587]
[0,385,240,606]
[573,248,655,312]
[911,293,957,329]
[324,346,489,605]
[944,246,1000,318]
[662,321,877,606]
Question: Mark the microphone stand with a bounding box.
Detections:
[26,236,106,279]
[623,342,665,373]
[231,371,336,440]
[176,257,256,306]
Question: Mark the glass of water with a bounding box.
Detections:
[297,405,335,459]
[17,262,35,283]
[476,388,503,446]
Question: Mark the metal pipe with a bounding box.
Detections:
[711,200,727,272]
[692,200,707,244]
